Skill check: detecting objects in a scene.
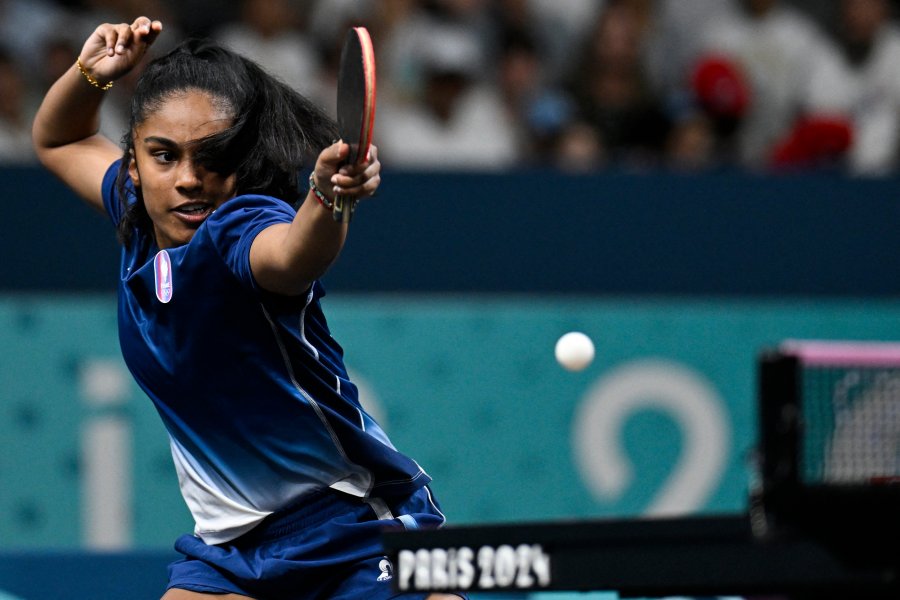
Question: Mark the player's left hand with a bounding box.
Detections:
[79,17,163,85]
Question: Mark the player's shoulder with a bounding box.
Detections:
[198,195,298,272]
[204,194,297,229]
[216,194,296,215]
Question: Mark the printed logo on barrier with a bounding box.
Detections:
[154,250,173,303]
[377,557,393,582]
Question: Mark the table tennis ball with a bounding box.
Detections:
[555,332,595,372]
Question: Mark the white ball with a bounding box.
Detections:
[555,331,595,372]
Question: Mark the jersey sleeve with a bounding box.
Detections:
[203,195,297,291]
[101,159,127,227]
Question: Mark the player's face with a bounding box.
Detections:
[128,90,237,249]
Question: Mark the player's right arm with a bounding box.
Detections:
[32,17,162,211]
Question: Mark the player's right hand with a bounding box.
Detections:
[312,141,382,204]
[78,17,163,85]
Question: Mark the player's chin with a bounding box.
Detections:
[164,224,202,248]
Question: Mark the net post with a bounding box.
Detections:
[752,349,802,540]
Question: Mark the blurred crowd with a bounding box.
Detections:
[2,0,900,176]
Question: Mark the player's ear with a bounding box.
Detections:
[127,150,140,187]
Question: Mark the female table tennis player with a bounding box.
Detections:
[32,16,462,600]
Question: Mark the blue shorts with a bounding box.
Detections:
[167,486,463,599]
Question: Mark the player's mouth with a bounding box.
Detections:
[172,202,215,226]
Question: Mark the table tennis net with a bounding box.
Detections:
[799,363,900,485]
[777,340,900,487]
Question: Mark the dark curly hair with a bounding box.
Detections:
[115,38,338,245]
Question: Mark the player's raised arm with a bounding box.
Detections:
[249,142,381,297]
[32,17,162,211]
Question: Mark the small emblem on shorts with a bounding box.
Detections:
[154,250,173,303]
[377,558,393,582]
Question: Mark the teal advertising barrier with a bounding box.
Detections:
[4,294,900,550]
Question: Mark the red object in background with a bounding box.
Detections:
[691,55,751,119]
[770,115,854,167]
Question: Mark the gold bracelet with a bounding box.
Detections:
[76,58,114,91]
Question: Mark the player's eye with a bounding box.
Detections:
[151,150,176,163]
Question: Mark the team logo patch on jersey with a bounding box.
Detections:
[377,558,394,582]
[154,250,173,303]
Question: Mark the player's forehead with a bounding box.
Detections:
[135,89,234,143]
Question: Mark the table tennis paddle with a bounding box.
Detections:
[334,26,377,223]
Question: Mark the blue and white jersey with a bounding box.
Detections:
[101,161,430,544]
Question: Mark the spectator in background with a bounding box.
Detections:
[169,0,239,37]
[783,0,900,175]
[551,119,606,172]
[677,53,751,168]
[374,0,493,102]
[692,0,829,170]
[0,49,36,164]
[491,10,576,165]
[2,0,899,176]
[68,0,134,29]
[38,37,84,94]
[352,0,426,103]
[663,112,720,172]
[565,0,670,169]
[0,0,66,74]
[643,0,738,104]
[376,20,520,170]
[213,0,321,98]
[525,0,605,76]
[307,0,377,53]
[638,0,739,172]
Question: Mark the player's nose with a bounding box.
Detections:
[175,159,205,192]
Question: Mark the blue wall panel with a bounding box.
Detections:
[3,167,900,295]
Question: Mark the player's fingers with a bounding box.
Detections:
[323,142,380,198]
[336,144,378,176]
[94,24,122,57]
[364,145,380,176]
[132,17,163,46]
[361,172,381,198]
[111,18,161,56]
[320,140,349,170]
[312,142,348,196]
[132,16,153,31]
[333,169,380,199]
[111,22,135,55]
[144,20,164,46]
[79,24,110,61]
[336,158,379,185]
[345,150,380,190]
[331,168,364,190]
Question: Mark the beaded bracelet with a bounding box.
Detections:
[308,172,334,210]
[76,58,114,91]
